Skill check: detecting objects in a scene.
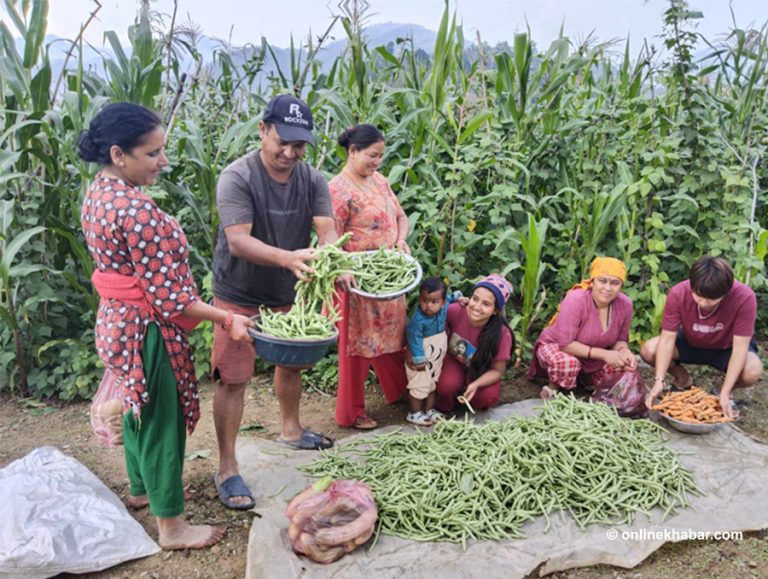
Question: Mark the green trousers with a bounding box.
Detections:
[123,322,186,518]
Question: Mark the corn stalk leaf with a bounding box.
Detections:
[22,0,48,69]
[1,226,46,285]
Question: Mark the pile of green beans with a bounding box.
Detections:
[302,395,700,547]
[257,299,336,340]
[350,248,417,295]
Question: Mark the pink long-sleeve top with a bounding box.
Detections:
[532,288,633,375]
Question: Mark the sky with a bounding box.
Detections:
[6,0,767,55]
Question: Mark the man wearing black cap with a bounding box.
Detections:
[210,94,338,509]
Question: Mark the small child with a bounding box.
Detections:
[405,277,462,426]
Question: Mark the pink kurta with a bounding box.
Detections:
[528,288,632,378]
[329,171,406,357]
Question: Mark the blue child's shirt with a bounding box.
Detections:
[406,291,462,364]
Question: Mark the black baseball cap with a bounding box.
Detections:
[262,94,315,145]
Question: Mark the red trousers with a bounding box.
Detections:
[334,292,408,427]
[436,354,500,412]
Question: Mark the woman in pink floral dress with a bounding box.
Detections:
[330,125,409,429]
[79,103,253,550]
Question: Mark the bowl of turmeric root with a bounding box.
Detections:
[651,386,734,434]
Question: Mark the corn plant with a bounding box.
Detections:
[96,2,163,107]
[516,214,548,366]
[0,200,48,396]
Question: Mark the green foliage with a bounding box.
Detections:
[2,0,768,400]
[299,348,377,395]
[33,327,103,400]
[301,349,341,394]
[516,214,548,364]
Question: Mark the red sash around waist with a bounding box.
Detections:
[91,270,200,332]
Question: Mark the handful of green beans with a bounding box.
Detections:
[303,395,700,547]
[295,233,355,314]
[350,248,417,295]
[258,234,354,340]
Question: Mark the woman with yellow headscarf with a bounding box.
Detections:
[527,257,637,399]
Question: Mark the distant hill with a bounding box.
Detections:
[226,22,439,87]
[28,22,440,83]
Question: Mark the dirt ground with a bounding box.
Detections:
[1,364,767,579]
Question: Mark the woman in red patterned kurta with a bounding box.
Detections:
[330,125,409,429]
[79,103,252,550]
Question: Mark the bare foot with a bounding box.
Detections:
[157,515,225,550]
[540,385,559,400]
[127,488,193,510]
[127,495,149,509]
[669,365,693,389]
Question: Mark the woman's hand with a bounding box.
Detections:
[335,273,355,292]
[229,314,255,342]
[395,239,410,254]
[463,382,480,402]
[601,349,626,369]
[617,348,637,370]
[458,296,470,306]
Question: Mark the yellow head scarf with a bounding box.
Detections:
[588,257,627,283]
[547,257,627,326]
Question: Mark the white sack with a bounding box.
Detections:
[0,446,160,579]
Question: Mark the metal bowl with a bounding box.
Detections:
[247,316,337,368]
[658,412,724,435]
[349,251,423,300]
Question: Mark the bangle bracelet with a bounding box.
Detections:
[653,377,665,383]
[587,347,592,360]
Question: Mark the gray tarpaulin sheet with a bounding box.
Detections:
[0,446,160,579]
[242,400,768,579]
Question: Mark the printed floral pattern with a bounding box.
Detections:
[329,172,406,357]
[81,174,201,432]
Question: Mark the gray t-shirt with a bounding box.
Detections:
[212,150,332,307]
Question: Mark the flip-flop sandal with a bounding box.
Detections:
[214,474,256,511]
[352,415,378,430]
[425,409,445,422]
[278,429,334,450]
[406,411,433,426]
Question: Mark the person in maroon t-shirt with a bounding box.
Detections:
[642,256,762,417]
